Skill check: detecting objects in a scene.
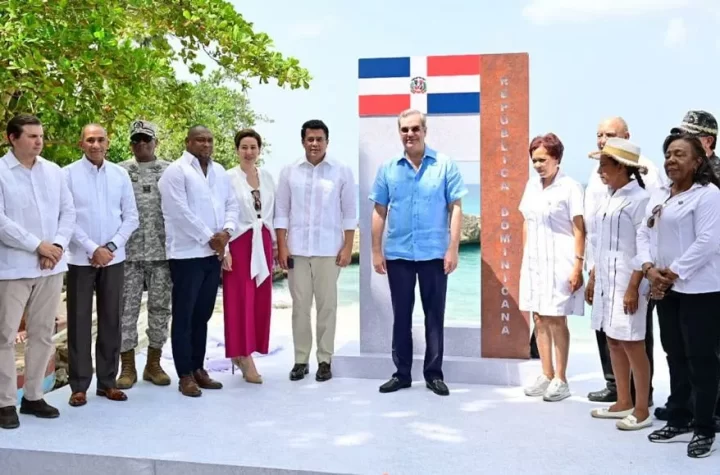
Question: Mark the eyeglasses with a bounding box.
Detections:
[646,203,664,228]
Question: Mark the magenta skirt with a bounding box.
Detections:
[222,227,273,357]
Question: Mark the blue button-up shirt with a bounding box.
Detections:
[369,147,467,261]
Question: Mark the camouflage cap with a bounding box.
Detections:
[670,110,718,136]
[130,120,157,139]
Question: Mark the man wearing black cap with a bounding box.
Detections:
[669,110,720,175]
[656,110,720,432]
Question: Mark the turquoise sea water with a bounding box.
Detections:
[273,245,596,343]
[274,183,597,343]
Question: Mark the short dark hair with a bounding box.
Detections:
[529,132,564,163]
[7,113,42,144]
[301,119,329,141]
[234,128,263,149]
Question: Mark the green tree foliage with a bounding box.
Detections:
[108,71,270,169]
[0,0,310,165]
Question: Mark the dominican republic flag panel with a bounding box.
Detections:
[358,55,481,117]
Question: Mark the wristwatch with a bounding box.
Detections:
[105,242,117,252]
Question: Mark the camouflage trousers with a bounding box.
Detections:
[120,260,172,353]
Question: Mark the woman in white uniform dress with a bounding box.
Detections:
[584,138,652,431]
[520,133,585,402]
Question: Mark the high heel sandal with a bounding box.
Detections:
[230,357,263,384]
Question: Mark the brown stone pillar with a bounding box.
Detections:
[480,53,530,359]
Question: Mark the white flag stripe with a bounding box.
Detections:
[410,55,427,79]
[411,94,427,113]
[358,75,481,96]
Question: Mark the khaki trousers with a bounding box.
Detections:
[288,256,340,364]
[0,274,63,407]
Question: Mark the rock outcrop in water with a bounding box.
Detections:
[348,214,480,263]
[270,214,480,280]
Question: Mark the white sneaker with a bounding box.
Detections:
[524,375,551,397]
[543,378,570,402]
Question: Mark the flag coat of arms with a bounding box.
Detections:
[358,54,482,117]
[357,54,482,163]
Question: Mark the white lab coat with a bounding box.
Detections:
[590,180,650,341]
[519,170,585,317]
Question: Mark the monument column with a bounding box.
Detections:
[480,53,530,359]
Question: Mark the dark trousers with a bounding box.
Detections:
[169,256,221,378]
[386,259,447,383]
[657,291,720,436]
[595,299,655,403]
[66,263,124,393]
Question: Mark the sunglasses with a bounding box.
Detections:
[646,203,666,228]
[131,135,153,144]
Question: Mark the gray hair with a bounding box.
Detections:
[397,108,427,128]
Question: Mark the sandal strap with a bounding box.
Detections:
[648,424,691,441]
[688,434,715,457]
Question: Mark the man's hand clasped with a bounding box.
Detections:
[209,230,231,260]
[37,241,63,270]
[90,246,114,268]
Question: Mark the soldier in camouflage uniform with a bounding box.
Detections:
[670,110,720,178]
[116,120,172,389]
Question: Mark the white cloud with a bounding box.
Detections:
[522,0,691,24]
[664,17,688,47]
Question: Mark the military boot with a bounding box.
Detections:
[143,347,171,386]
[116,350,137,389]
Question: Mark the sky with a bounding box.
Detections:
[176,0,720,185]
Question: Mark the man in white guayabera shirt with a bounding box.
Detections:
[0,114,76,429]
[274,119,357,383]
[63,124,139,408]
[158,125,239,398]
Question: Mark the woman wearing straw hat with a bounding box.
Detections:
[585,137,652,431]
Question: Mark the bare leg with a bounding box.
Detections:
[607,336,633,412]
[548,317,570,382]
[622,340,651,421]
[534,315,555,379]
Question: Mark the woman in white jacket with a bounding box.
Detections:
[222,129,277,384]
[637,132,720,459]
[584,138,652,431]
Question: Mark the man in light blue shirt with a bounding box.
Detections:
[370,108,467,397]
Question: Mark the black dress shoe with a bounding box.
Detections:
[0,406,19,429]
[316,362,332,382]
[379,377,411,393]
[587,388,617,402]
[654,406,669,421]
[19,398,60,419]
[426,379,450,396]
[289,364,309,381]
